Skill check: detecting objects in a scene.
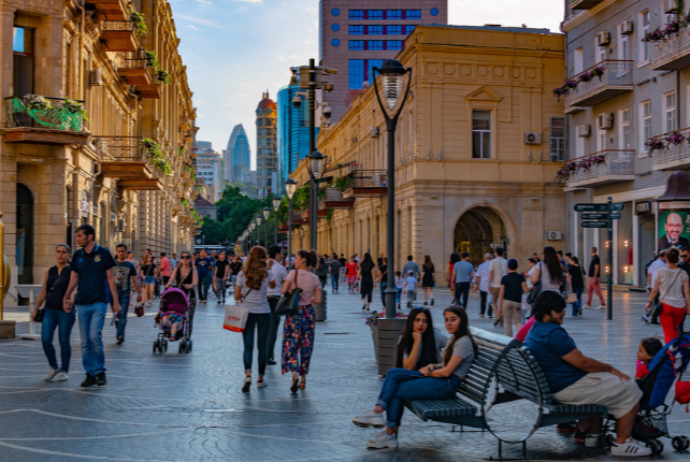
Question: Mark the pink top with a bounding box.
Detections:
[286,269,321,306]
[160,257,172,277]
[515,317,535,343]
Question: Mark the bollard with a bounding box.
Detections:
[314,290,327,321]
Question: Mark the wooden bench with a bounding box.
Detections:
[404,327,608,458]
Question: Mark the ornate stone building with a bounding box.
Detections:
[256,92,277,199]
[0,0,198,289]
[290,25,567,280]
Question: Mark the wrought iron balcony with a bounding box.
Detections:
[565,60,633,107]
[95,136,162,190]
[101,20,137,52]
[651,29,690,71]
[318,187,354,210]
[3,96,89,145]
[570,0,604,10]
[565,150,635,189]
[118,58,151,86]
[342,170,388,199]
[649,129,690,171]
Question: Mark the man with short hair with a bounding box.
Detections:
[402,255,421,281]
[488,247,508,320]
[525,292,651,457]
[114,244,142,345]
[641,250,667,325]
[329,255,342,293]
[63,224,120,387]
[160,252,172,288]
[474,253,493,317]
[170,253,178,269]
[195,249,214,304]
[452,252,474,309]
[267,245,287,365]
[658,212,690,250]
[585,247,606,310]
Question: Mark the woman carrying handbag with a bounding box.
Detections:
[281,249,322,393]
[645,247,690,343]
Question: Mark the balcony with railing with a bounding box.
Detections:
[100,20,137,52]
[92,0,129,20]
[3,96,89,145]
[136,71,161,99]
[342,170,388,199]
[96,136,162,190]
[118,57,152,86]
[649,128,690,171]
[564,150,635,189]
[651,28,690,71]
[564,60,634,107]
[318,187,355,210]
[570,0,604,9]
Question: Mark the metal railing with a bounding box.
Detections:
[94,136,147,162]
[653,30,690,68]
[566,150,634,187]
[350,170,388,188]
[652,142,690,168]
[4,96,86,131]
[119,58,150,71]
[565,60,633,106]
[101,20,134,32]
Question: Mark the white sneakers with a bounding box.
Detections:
[352,410,385,428]
[610,438,652,457]
[241,377,251,392]
[44,368,59,381]
[366,430,398,449]
[257,379,268,389]
[56,371,69,381]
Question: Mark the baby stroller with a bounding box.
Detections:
[153,288,193,354]
[606,327,690,455]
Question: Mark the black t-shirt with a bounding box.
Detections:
[567,265,585,289]
[588,255,601,277]
[215,259,230,278]
[501,272,525,303]
[113,261,137,294]
[379,264,389,280]
[338,257,347,266]
[230,261,243,276]
[45,266,72,310]
[141,263,157,277]
[70,245,116,305]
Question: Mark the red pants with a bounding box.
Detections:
[587,277,606,306]
[660,302,687,344]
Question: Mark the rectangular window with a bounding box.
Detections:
[472,110,491,159]
[387,25,402,35]
[13,27,34,96]
[369,40,384,50]
[349,25,365,35]
[387,40,404,50]
[349,40,365,50]
[405,10,422,20]
[405,25,417,35]
[368,25,384,35]
[349,59,364,89]
[387,10,402,20]
[641,100,652,153]
[619,32,630,61]
[666,92,676,133]
[369,10,383,20]
[641,11,650,62]
[620,109,631,150]
[349,10,364,20]
[550,116,566,161]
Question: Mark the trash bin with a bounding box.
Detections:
[314,290,327,322]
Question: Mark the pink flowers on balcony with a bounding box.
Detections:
[646,130,688,153]
[552,66,605,101]
[555,155,607,182]
[642,17,688,43]
[665,130,685,145]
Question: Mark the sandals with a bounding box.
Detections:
[290,376,299,394]
[299,379,306,390]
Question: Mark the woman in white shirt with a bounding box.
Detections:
[645,247,690,343]
[235,246,276,392]
[530,246,565,294]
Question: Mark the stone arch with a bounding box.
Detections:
[453,203,517,267]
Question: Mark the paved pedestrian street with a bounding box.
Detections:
[1,285,690,462]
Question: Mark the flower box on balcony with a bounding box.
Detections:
[2,96,89,146]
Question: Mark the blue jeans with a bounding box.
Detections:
[396,288,402,304]
[571,287,584,316]
[380,282,388,307]
[331,273,339,292]
[41,309,76,372]
[77,302,107,376]
[454,282,471,309]
[116,291,130,339]
[377,368,461,428]
[198,273,212,300]
[243,313,270,375]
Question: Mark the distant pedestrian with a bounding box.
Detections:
[403,271,418,308]
[566,256,585,317]
[358,252,376,311]
[378,257,389,307]
[497,259,529,337]
[34,244,75,382]
[584,247,606,310]
[281,249,322,393]
[489,247,508,320]
[395,271,404,309]
[402,255,421,281]
[160,253,172,287]
[346,256,358,292]
[140,255,157,307]
[447,253,460,298]
[213,251,230,304]
[316,256,328,288]
[421,255,436,306]
[328,254,342,293]
[452,252,474,309]
[338,254,347,282]
[170,253,178,269]
[642,251,666,324]
[229,254,243,293]
[62,224,120,388]
[530,247,565,296]
[165,251,198,335]
[113,244,142,345]
[267,245,287,365]
[474,254,492,317]
[195,249,214,304]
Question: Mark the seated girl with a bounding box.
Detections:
[395,307,447,370]
[635,337,663,381]
[352,306,476,448]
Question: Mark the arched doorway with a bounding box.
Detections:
[454,207,507,268]
[16,184,34,283]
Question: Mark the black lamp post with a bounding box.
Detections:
[307,150,325,250]
[256,215,263,247]
[263,207,270,247]
[272,196,281,247]
[285,179,297,269]
[372,59,412,319]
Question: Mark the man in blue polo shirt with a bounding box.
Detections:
[63,224,120,388]
[195,248,214,304]
[524,292,650,457]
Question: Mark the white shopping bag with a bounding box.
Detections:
[223,303,249,332]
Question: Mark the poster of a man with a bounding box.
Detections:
[658,212,690,250]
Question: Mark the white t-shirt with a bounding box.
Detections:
[236,271,275,314]
[648,259,667,288]
[267,259,287,297]
[489,257,508,288]
[476,261,491,292]
[656,267,689,308]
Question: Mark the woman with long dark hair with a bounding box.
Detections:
[421,255,436,306]
[447,252,460,300]
[531,246,565,294]
[141,255,157,307]
[281,249,322,392]
[357,252,376,311]
[566,255,585,317]
[353,306,476,448]
[394,308,446,370]
[165,250,198,335]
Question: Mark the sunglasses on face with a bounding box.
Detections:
[682,255,690,259]
[181,256,191,260]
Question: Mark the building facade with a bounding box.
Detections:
[256,92,277,199]
[0,0,198,291]
[225,123,251,183]
[194,141,223,202]
[561,0,690,288]
[319,0,448,123]
[290,25,567,280]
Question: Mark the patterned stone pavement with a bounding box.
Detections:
[1,282,689,462]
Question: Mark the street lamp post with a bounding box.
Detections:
[285,179,297,270]
[256,215,263,247]
[372,59,412,319]
[272,196,281,247]
[263,207,270,248]
[307,150,325,250]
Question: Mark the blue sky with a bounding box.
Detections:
[171,0,563,169]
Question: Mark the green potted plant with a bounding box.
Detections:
[129,10,149,35]
[157,69,172,86]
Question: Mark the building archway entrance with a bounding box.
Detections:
[16,183,34,284]
[454,207,507,268]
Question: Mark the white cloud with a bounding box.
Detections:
[234,0,262,3]
[176,14,225,29]
[187,25,199,30]
[196,0,213,4]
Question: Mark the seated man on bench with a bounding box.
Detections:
[524,292,651,458]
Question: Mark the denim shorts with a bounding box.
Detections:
[145,276,156,285]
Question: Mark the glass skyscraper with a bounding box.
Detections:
[225,124,251,183]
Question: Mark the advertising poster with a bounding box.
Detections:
[658,210,690,251]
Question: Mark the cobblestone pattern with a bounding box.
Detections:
[1,285,689,461]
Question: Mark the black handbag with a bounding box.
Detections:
[275,269,303,316]
[33,307,45,323]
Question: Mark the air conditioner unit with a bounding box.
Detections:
[89,69,103,86]
[546,231,563,241]
[635,201,653,215]
[621,20,633,35]
[524,132,542,145]
[597,113,614,130]
[577,124,591,138]
[370,127,380,138]
[596,31,611,46]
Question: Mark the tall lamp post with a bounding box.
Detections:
[272,196,281,247]
[307,150,325,250]
[263,207,270,247]
[249,221,256,248]
[372,59,412,319]
[256,215,263,247]
[285,179,297,269]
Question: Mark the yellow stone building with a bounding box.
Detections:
[0,0,198,289]
[290,25,567,280]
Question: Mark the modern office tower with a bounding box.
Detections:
[225,124,251,183]
[319,0,448,123]
[194,141,223,202]
[277,81,319,195]
[256,92,277,199]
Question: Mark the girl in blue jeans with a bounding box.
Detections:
[352,306,477,448]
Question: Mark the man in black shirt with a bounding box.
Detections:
[113,244,142,345]
[585,247,606,310]
[63,224,119,387]
[338,254,347,282]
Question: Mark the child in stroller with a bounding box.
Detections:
[153,288,193,354]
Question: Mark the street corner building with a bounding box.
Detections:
[290,25,568,281]
[0,0,199,290]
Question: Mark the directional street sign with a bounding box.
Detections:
[581,221,609,228]
[581,213,622,220]
[610,203,625,212]
[574,202,625,213]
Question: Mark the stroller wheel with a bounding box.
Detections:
[152,341,158,354]
[178,341,185,354]
[647,440,663,455]
[672,436,690,451]
[163,340,168,353]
